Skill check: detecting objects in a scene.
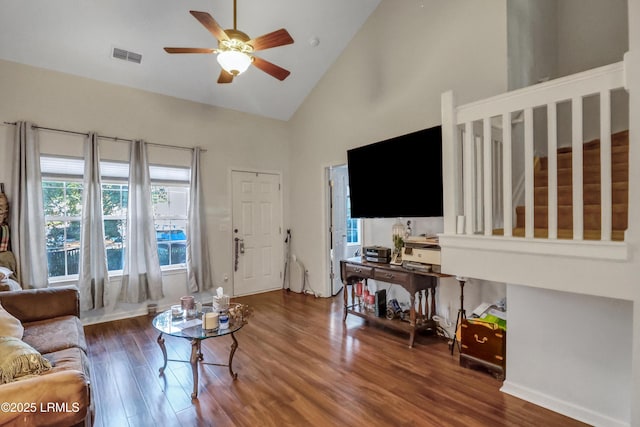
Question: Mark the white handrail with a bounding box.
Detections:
[442,60,625,243]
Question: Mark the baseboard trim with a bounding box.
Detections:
[500,380,629,427]
[81,303,173,326]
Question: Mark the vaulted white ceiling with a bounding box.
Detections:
[0,0,381,121]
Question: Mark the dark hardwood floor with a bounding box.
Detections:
[84,290,587,427]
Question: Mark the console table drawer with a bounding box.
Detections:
[373,269,410,285]
[343,264,373,279]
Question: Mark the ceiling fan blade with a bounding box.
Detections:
[252,56,291,81]
[217,69,234,84]
[164,47,215,54]
[190,10,229,42]
[248,29,294,51]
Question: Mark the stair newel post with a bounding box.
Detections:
[441,91,461,235]
[572,97,584,241]
[600,89,613,242]
[547,102,558,239]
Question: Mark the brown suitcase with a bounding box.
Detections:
[460,319,506,380]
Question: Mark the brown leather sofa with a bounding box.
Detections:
[0,286,93,427]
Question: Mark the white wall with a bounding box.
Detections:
[0,58,290,324]
[626,0,640,423]
[503,285,633,427]
[557,0,629,77]
[499,2,634,425]
[507,0,557,91]
[288,0,508,310]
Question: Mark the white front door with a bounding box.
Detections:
[330,165,348,296]
[231,170,283,296]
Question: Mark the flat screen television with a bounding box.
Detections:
[346,125,443,218]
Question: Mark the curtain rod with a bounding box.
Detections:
[2,121,206,153]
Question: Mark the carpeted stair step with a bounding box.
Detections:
[534,166,628,187]
[537,130,628,170]
[538,146,628,170]
[534,182,628,206]
[494,130,628,241]
[515,204,628,230]
[493,227,625,242]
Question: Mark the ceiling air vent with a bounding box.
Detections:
[112,47,142,64]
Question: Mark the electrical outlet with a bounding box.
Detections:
[223,274,228,282]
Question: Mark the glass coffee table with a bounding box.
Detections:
[152,306,247,399]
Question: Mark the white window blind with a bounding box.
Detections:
[41,156,190,182]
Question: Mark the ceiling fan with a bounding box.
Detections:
[164,0,294,84]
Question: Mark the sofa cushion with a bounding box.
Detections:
[43,347,90,379]
[22,315,87,354]
[0,336,52,383]
[0,302,23,339]
[0,278,21,293]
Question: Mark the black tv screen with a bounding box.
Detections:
[347,125,443,218]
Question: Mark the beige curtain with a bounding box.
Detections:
[10,122,48,288]
[186,147,213,292]
[119,140,163,303]
[77,133,109,310]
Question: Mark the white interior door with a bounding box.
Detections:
[330,165,348,296]
[231,171,282,296]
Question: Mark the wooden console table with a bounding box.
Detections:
[340,257,451,348]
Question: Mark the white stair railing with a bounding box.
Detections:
[442,61,625,242]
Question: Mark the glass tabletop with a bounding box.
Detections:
[152,306,245,340]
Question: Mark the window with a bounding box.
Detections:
[43,180,83,277]
[346,193,360,245]
[102,183,127,271]
[41,156,190,279]
[152,185,189,267]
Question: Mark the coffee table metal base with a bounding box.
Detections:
[157,332,239,399]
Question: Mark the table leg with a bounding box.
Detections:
[430,287,437,320]
[343,281,349,321]
[228,332,239,380]
[190,339,200,399]
[157,333,167,375]
[409,293,416,348]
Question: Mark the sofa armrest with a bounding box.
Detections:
[0,286,80,323]
[0,370,90,427]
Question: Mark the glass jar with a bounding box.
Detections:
[392,218,405,253]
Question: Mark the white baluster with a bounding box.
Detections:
[463,122,475,235]
[502,113,513,237]
[483,118,493,236]
[524,108,534,238]
[600,90,612,241]
[547,102,558,239]
[572,97,584,241]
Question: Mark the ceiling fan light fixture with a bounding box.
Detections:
[217,50,252,75]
